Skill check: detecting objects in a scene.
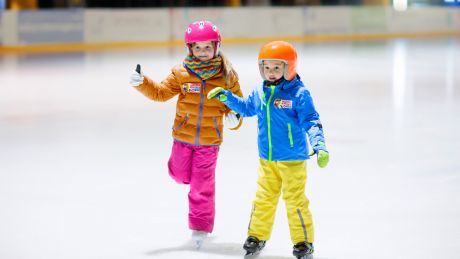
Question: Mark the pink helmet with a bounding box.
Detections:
[184,20,221,55]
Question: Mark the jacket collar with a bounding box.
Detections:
[263,75,303,90]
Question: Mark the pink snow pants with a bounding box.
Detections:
[168,140,219,233]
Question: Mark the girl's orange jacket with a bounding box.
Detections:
[136,64,243,145]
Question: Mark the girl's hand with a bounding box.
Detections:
[225,111,241,129]
[129,64,144,87]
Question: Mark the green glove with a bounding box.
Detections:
[207,87,227,101]
[317,150,329,168]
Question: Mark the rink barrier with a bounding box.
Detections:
[1,31,460,54]
[1,7,459,53]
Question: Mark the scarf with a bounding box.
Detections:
[183,55,222,80]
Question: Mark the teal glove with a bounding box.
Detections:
[317,150,329,168]
[207,87,228,101]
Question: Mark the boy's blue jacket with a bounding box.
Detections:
[221,76,327,161]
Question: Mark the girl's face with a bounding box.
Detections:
[262,60,285,82]
[191,41,215,61]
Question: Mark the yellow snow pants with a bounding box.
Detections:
[247,159,314,244]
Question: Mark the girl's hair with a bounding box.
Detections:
[219,51,238,86]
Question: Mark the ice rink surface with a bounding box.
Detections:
[1,38,459,259]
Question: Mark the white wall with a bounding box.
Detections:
[167,7,304,39]
[387,7,460,33]
[16,10,83,45]
[0,12,3,45]
[84,9,170,43]
[1,7,459,46]
[1,11,18,45]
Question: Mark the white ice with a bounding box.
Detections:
[1,38,459,259]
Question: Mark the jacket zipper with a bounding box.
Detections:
[195,80,205,145]
[266,85,275,161]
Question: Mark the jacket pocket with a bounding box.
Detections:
[175,114,189,132]
[213,117,222,139]
[287,123,294,148]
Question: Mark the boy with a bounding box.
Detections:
[207,41,329,259]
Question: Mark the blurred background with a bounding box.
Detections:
[1,1,459,259]
[2,0,460,8]
[1,0,459,49]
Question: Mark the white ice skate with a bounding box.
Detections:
[191,230,209,249]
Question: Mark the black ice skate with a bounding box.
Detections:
[293,241,314,259]
[243,236,266,258]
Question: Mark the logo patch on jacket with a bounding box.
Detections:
[273,99,292,109]
[182,83,201,93]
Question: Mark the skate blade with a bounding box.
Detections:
[195,240,203,250]
[296,255,313,259]
[244,251,261,258]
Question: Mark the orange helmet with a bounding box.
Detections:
[258,41,298,81]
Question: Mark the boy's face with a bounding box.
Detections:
[262,60,285,82]
[191,41,215,61]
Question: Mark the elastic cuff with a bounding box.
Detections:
[189,218,213,233]
[313,145,328,154]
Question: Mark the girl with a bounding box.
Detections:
[129,20,243,248]
[208,41,329,259]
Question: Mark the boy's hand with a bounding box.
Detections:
[310,141,329,168]
[207,87,228,101]
[317,150,329,168]
[130,64,144,87]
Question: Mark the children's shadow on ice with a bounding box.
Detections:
[145,236,242,257]
[145,236,293,258]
